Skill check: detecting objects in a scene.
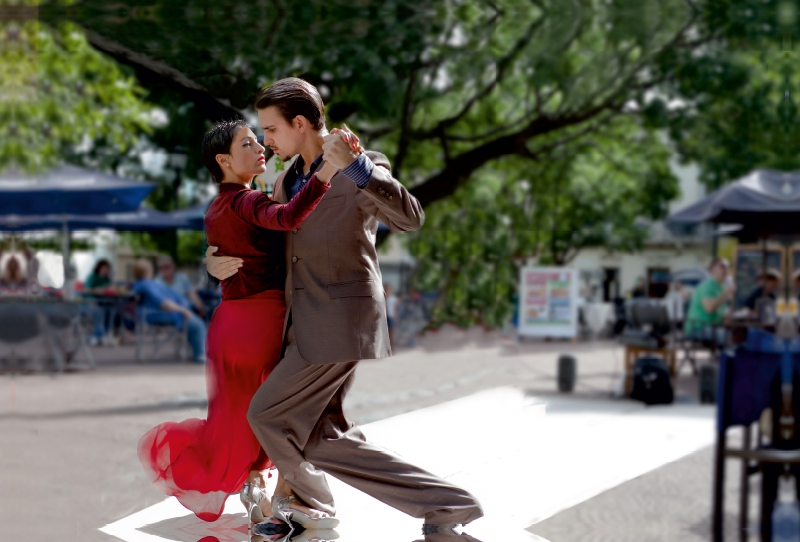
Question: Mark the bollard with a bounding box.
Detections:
[699,363,718,404]
[557,354,577,393]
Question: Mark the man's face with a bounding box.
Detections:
[258,106,304,161]
[158,260,175,281]
[765,277,779,293]
[711,262,729,283]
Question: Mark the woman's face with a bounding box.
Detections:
[219,127,266,182]
[98,264,110,277]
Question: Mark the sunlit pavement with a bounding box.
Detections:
[99,388,714,542]
[2,329,721,541]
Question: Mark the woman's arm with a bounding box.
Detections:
[230,171,332,231]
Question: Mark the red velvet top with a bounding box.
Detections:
[205,175,329,300]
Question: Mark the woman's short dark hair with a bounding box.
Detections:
[93,259,111,274]
[201,119,250,183]
[253,77,325,131]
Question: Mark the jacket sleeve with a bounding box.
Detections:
[352,151,425,233]
[230,176,330,231]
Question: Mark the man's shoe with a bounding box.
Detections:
[422,524,461,535]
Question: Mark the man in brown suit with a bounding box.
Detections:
[207,78,483,535]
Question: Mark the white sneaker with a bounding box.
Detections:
[89,336,100,347]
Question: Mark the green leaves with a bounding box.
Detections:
[407,116,678,328]
[1,20,153,171]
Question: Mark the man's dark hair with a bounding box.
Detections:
[253,77,325,131]
[201,119,250,183]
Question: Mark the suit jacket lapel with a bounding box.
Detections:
[272,170,289,204]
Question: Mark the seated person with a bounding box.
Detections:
[684,257,735,345]
[793,270,800,305]
[0,255,30,294]
[84,259,112,292]
[84,259,115,345]
[131,258,206,364]
[155,255,206,318]
[665,280,687,325]
[743,269,781,317]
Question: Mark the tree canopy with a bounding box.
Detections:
[7,0,798,326]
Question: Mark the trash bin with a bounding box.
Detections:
[558,354,577,393]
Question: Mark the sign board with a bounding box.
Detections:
[518,267,579,338]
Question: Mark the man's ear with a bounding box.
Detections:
[293,115,307,133]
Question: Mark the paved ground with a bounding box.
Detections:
[1,327,731,542]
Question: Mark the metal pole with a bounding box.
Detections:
[62,219,73,300]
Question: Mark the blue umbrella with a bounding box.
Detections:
[0,165,154,215]
[172,200,211,231]
[0,209,191,232]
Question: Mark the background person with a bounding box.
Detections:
[84,259,112,292]
[665,280,687,327]
[743,268,781,315]
[0,255,26,293]
[155,254,206,318]
[385,283,399,348]
[131,258,207,364]
[84,259,115,345]
[684,257,735,345]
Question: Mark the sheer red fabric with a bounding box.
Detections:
[138,290,285,522]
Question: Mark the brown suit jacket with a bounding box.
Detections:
[271,150,424,364]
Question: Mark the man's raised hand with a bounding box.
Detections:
[206,246,243,280]
[322,124,363,170]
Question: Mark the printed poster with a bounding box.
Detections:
[518,267,578,338]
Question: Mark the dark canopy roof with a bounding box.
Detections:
[669,169,800,237]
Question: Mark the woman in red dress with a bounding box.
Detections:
[137,120,336,523]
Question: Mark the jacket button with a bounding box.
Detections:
[388,195,393,200]
[292,256,298,263]
[292,229,298,233]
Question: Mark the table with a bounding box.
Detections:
[624,345,677,395]
[0,295,96,371]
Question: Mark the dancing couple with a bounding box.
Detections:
[138,78,483,540]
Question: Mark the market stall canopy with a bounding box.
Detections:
[0,209,191,232]
[668,169,800,237]
[172,200,209,231]
[0,165,154,215]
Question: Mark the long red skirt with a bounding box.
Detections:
[138,290,285,522]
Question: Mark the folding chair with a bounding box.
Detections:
[43,301,96,370]
[135,306,189,362]
[713,334,800,541]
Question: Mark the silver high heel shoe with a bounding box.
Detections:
[271,495,340,529]
[240,482,272,523]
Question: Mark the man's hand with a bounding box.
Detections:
[322,124,362,170]
[206,246,242,280]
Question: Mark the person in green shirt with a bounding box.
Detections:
[84,259,112,292]
[84,259,113,345]
[684,257,736,344]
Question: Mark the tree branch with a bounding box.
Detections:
[393,68,419,181]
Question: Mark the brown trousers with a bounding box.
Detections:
[246,329,484,525]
